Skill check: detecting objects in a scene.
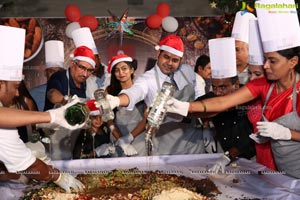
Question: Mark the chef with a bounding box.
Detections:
[0,25,84,193]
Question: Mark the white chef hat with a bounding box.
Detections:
[256,0,300,52]
[0,25,25,81]
[72,27,98,54]
[248,19,264,65]
[209,37,237,78]
[45,40,64,69]
[231,11,256,43]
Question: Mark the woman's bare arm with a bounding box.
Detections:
[189,86,255,114]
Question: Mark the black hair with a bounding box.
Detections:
[277,46,300,72]
[106,61,136,96]
[194,55,210,72]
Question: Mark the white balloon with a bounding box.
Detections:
[65,22,81,38]
[162,16,178,32]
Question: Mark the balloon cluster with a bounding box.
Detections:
[64,4,99,38]
[146,3,178,33]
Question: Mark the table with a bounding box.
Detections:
[1,154,300,199]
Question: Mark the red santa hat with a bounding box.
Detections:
[86,99,101,116]
[72,46,96,68]
[107,54,133,73]
[155,35,184,57]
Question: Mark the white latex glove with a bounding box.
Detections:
[257,121,291,140]
[208,154,231,173]
[249,133,269,144]
[37,95,85,130]
[203,128,216,153]
[95,143,115,156]
[116,134,137,156]
[54,173,85,193]
[166,97,189,117]
[25,141,51,165]
[96,94,120,110]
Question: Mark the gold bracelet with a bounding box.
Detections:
[200,100,207,113]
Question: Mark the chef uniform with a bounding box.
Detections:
[30,40,64,111]
[256,0,300,178]
[120,35,205,155]
[0,25,36,172]
[208,37,255,159]
[72,27,110,100]
[231,10,256,85]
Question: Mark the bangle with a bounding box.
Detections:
[200,100,206,113]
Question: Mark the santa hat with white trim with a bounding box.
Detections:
[156,35,184,57]
[72,46,96,68]
[107,54,133,73]
[86,99,101,116]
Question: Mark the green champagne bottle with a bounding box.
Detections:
[64,103,90,126]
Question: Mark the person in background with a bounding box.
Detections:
[231,11,256,85]
[106,54,147,156]
[104,35,206,155]
[199,38,255,173]
[0,25,84,193]
[72,27,110,100]
[167,0,300,178]
[247,19,276,170]
[30,40,64,111]
[44,45,95,110]
[194,54,212,93]
[12,79,38,143]
[73,99,114,159]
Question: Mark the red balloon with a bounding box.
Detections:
[64,4,81,22]
[156,3,170,18]
[146,14,162,29]
[79,15,99,31]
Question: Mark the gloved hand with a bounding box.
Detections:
[116,133,137,156]
[249,132,269,144]
[208,153,231,173]
[37,95,85,130]
[166,97,189,117]
[54,173,85,193]
[257,121,291,140]
[25,141,51,165]
[203,128,216,153]
[95,143,116,156]
[94,94,120,110]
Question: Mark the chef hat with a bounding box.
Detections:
[209,37,237,78]
[248,19,264,65]
[73,46,96,68]
[86,99,101,116]
[45,40,64,69]
[256,0,300,52]
[156,35,184,57]
[0,25,25,81]
[72,27,98,54]
[107,54,133,73]
[231,11,256,43]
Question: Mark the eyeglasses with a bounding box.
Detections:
[74,61,94,74]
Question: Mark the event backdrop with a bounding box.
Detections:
[0,16,232,90]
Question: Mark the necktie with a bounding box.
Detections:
[169,73,178,90]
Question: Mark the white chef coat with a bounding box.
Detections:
[0,128,35,172]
